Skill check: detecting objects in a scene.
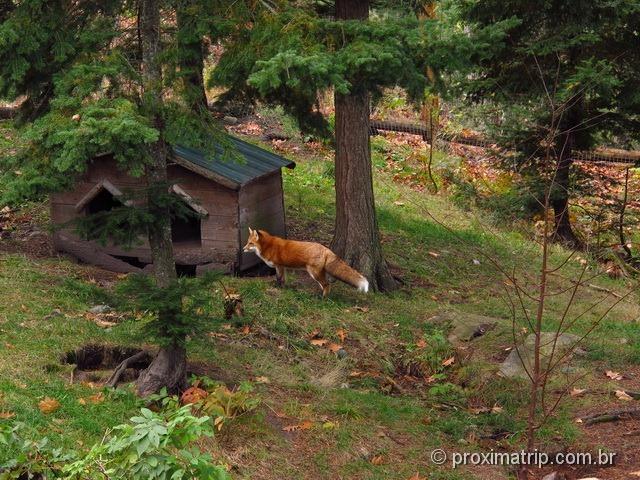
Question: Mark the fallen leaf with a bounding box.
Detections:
[322,421,338,429]
[575,418,583,423]
[571,388,588,397]
[93,319,117,329]
[0,411,15,419]
[88,392,105,404]
[416,339,427,349]
[630,471,640,477]
[408,473,427,480]
[469,407,491,415]
[606,370,623,380]
[441,356,455,367]
[39,397,61,414]
[255,376,270,384]
[428,251,440,258]
[370,455,384,465]
[336,328,347,343]
[78,398,87,405]
[181,386,208,405]
[491,405,503,414]
[393,200,405,206]
[327,343,342,353]
[352,306,369,313]
[310,338,328,347]
[615,390,633,401]
[299,420,314,430]
[282,424,300,432]
[241,325,250,335]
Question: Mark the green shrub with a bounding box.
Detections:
[0,401,230,480]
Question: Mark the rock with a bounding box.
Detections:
[43,309,63,320]
[222,115,238,125]
[89,305,112,314]
[336,348,348,359]
[435,312,501,343]
[311,365,349,389]
[499,332,581,379]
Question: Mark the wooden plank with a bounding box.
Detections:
[200,238,238,251]
[200,223,239,240]
[238,172,282,206]
[54,234,142,274]
[186,188,238,207]
[50,203,80,226]
[239,194,284,218]
[51,182,99,205]
[170,184,209,216]
[168,164,237,191]
[171,156,239,190]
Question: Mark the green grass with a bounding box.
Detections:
[1,121,639,479]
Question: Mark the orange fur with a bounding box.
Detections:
[243,228,369,298]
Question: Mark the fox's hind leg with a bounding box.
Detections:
[275,266,286,287]
[307,266,331,298]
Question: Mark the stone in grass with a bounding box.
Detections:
[89,305,112,314]
[432,311,501,343]
[499,332,581,379]
[43,309,63,320]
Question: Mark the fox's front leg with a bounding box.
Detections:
[275,265,286,287]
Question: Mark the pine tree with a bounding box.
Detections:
[453,0,640,247]
[0,0,229,395]
[211,1,511,290]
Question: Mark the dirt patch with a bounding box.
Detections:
[61,343,153,384]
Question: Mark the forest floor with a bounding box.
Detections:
[1,114,640,479]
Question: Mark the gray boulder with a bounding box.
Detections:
[499,332,581,379]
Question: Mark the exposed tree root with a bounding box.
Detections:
[581,408,640,425]
[106,351,151,388]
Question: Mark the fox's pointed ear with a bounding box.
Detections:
[248,227,254,235]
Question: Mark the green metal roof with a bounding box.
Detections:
[172,136,295,190]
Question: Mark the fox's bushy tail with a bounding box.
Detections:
[325,255,369,293]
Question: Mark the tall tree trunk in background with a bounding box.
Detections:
[551,148,579,248]
[331,0,397,292]
[136,0,186,396]
[176,7,208,113]
[551,101,583,249]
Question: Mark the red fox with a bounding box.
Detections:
[243,228,369,298]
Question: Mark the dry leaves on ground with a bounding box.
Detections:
[38,397,61,414]
[605,370,623,380]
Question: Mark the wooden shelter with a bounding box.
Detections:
[51,136,296,275]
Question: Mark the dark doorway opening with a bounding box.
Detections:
[171,203,201,245]
[86,188,122,215]
[176,264,197,277]
[111,255,148,269]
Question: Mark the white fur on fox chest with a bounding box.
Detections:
[251,246,275,268]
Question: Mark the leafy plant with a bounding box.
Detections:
[199,381,260,431]
[0,402,230,480]
[64,404,229,480]
[400,330,455,377]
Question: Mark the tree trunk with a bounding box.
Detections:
[551,151,580,248]
[136,0,186,396]
[331,0,396,292]
[551,102,582,249]
[176,7,208,113]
